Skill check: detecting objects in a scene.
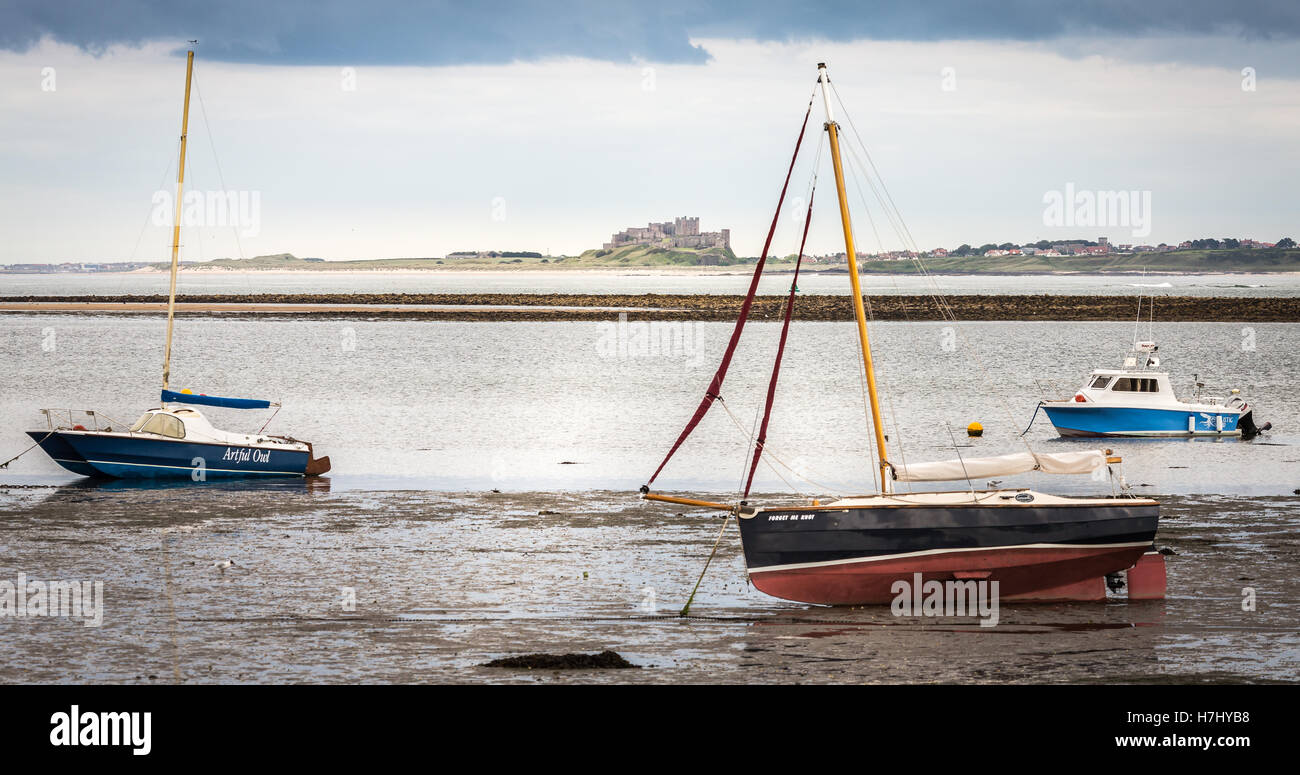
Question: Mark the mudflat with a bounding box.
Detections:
[0,485,1294,684]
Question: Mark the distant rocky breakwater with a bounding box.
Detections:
[5,293,1299,322]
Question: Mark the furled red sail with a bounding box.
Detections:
[743,191,815,498]
[643,93,815,489]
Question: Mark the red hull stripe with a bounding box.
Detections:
[747,544,1150,604]
[746,541,1152,575]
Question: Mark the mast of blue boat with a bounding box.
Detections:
[161,49,195,404]
[817,62,892,493]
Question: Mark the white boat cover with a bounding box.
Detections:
[892,450,1107,482]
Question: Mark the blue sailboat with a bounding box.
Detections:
[26,49,329,480]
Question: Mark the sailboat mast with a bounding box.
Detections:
[161,49,195,395]
[818,63,891,492]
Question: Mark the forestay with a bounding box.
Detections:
[892,450,1107,482]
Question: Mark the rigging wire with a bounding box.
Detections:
[188,144,202,265]
[643,84,819,489]
[744,132,843,497]
[830,82,1037,459]
[717,396,863,496]
[839,144,915,491]
[127,140,182,266]
[191,69,246,262]
[716,399,810,496]
[737,401,762,497]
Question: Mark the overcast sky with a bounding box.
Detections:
[2,1,1298,262]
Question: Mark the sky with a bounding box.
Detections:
[1,1,1298,262]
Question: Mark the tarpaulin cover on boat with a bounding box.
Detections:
[160,390,273,410]
[892,450,1107,482]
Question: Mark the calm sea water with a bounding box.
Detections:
[1,314,1296,496]
[2,270,1297,297]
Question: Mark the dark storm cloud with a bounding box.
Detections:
[3,0,1298,65]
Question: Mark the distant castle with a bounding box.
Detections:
[603,216,731,251]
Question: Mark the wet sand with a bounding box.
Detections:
[3,293,1300,321]
[0,485,1295,684]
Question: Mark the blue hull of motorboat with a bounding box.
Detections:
[1042,405,1242,437]
[26,431,310,479]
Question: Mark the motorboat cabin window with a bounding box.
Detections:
[1112,377,1161,393]
[1090,375,1112,389]
[140,413,185,439]
[130,413,154,432]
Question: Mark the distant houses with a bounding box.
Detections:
[892,235,1287,260]
[0,261,155,273]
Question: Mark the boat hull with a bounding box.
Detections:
[27,430,311,479]
[737,498,1158,605]
[1042,403,1242,437]
[23,431,102,477]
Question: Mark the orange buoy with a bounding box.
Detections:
[966,422,983,437]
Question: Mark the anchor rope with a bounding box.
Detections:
[0,430,55,470]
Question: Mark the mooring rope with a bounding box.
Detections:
[0,430,54,470]
[679,513,732,616]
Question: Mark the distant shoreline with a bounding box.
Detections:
[4,293,1298,322]
[4,266,1300,278]
[7,246,1298,275]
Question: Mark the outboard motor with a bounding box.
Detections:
[1235,401,1270,439]
[1227,395,1268,439]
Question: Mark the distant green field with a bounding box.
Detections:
[189,253,451,270]
[569,244,741,266]
[169,245,743,270]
